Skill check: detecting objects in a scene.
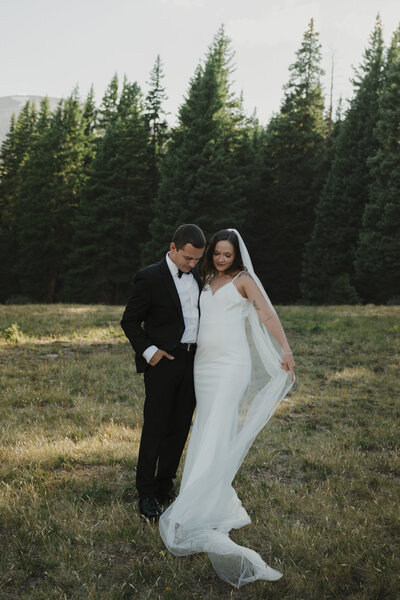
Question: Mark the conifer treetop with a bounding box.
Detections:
[284,18,324,103]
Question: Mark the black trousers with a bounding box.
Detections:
[136,348,196,501]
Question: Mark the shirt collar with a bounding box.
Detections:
[166,252,179,277]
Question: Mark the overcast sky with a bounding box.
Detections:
[1,0,399,124]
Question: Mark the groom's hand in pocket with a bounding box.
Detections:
[149,349,175,366]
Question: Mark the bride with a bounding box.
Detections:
[159,229,295,588]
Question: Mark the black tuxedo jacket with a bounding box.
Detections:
[121,256,202,373]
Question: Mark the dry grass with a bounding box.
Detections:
[0,303,399,599]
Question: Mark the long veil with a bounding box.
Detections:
[159,229,294,588]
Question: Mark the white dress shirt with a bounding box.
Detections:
[142,252,200,363]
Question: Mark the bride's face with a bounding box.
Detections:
[213,240,235,273]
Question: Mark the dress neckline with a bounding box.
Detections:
[209,279,234,297]
[208,271,246,297]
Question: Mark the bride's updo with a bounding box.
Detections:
[202,229,246,284]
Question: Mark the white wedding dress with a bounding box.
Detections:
[159,231,293,588]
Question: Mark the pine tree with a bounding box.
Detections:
[0,101,37,301]
[144,27,248,262]
[257,19,327,302]
[301,16,385,303]
[16,91,92,301]
[145,55,169,204]
[82,85,98,154]
[146,55,169,158]
[65,80,154,303]
[354,25,400,303]
[233,112,266,271]
[97,73,119,134]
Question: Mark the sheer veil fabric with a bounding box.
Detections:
[159,229,294,588]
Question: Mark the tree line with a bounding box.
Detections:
[0,18,399,305]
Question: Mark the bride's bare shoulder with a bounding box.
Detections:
[232,270,255,298]
[233,269,253,281]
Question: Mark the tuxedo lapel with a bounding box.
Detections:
[159,257,184,318]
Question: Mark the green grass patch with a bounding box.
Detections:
[0,304,399,599]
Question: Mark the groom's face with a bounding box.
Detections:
[169,243,204,273]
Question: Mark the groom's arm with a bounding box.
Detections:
[121,271,154,357]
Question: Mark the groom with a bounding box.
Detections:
[121,224,206,520]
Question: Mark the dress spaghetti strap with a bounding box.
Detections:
[232,270,247,283]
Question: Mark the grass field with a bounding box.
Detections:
[0,303,399,600]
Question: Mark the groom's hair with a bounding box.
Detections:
[172,224,206,250]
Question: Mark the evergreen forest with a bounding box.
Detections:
[1,19,399,305]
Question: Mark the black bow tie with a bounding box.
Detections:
[178,269,189,278]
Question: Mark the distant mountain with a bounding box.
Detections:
[0,95,61,143]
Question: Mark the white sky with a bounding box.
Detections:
[1,0,399,124]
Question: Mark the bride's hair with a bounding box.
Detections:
[202,229,246,284]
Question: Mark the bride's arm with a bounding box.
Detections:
[234,273,295,380]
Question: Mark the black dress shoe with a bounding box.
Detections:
[157,487,178,505]
[139,497,163,520]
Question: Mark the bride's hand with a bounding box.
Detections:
[281,353,295,381]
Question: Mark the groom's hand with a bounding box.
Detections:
[149,349,175,366]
